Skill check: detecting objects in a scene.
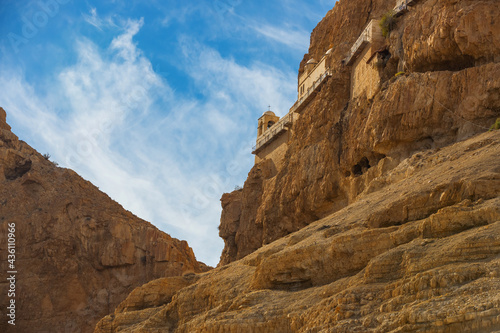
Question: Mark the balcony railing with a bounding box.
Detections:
[252,112,295,154]
[393,0,418,17]
[344,30,370,66]
[252,52,334,154]
[290,70,332,114]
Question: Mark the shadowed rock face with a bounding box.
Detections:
[0,107,209,333]
[218,0,500,266]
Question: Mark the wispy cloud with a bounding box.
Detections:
[160,5,201,27]
[0,16,298,266]
[179,36,296,115]
[82,7,103,30]
[250,23,310,51]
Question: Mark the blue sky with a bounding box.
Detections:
[0,0,335,266]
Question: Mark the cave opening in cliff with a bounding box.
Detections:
[4,157,32,180]
[352,157,371,176]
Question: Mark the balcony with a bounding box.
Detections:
[344,34,369,66]
[252,112,295,154]
[394,0,419,17]
[290,70,332,114]
[343,19,384,66]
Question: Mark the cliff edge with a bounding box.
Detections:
[0,107,209,333]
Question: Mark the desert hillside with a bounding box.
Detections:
[0,107,209,333]
[94,0,500,332]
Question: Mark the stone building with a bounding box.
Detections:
[252,110,297,170]
[344,19,385,99]
[252,49,333,167]
[292,50,332,114]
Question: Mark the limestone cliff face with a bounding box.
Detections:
[95,130,500,332]
[0,107,208,333]
[94,0,500,331]
[218,0,500,265]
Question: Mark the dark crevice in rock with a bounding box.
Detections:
[5,158,32,180]
[412,55,476,74]
[352,157,371,176]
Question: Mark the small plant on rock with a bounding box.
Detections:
[42,152,59,166]
[380,11,396,38]
[489,118,500,131]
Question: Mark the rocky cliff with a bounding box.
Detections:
[93,0,500,331]
[219,0,500,265]
[0,107,209,333]
[95,130,500,332]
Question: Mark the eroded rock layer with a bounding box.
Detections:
[95,0,500,330]
[0,107,208,333]
[96,131,500,332]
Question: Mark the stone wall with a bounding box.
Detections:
[254,130,290,172]
[351,45,381,99]
[298,56,327,99]
[350,19,385,99]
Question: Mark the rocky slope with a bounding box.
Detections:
[95,130,500,332]
[219,0,500,265]
[0,107,209,333]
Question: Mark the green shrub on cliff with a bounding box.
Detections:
[380,11,396,38]
[489,118,500,131]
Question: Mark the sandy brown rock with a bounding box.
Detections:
[95,274,199,333]
[97,0,500,328]
[95,130,500,333]
[219,0,500,265]
[218,159,277,266]
[0,107,10,130]
[0,112,209,333]
[397,0,500,72]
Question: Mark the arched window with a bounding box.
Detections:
[267,121,275,129]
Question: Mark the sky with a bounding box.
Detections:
[0,0,336,266]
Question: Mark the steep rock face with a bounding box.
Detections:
[0,108,208,333]
[219,0,500,264]
[218,159,276,265]
[95,130,500,332]
[397,0,500,72]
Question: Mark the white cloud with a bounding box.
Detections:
[0,16,299,266]
[110,18,144,62]
[82,7,103,30]
[179,37,297,116]
[251,23,310,51]
[160,5,201,27]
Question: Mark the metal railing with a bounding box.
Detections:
[344,29,370,66]
[252,64,332,154]
[290,70,332,114]
[252,112,294,153]
[394,0,418,15]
